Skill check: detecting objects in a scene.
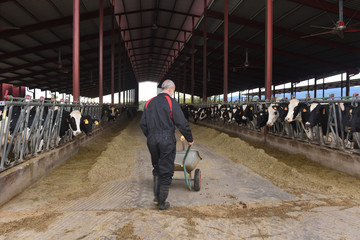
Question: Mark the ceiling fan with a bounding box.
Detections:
[302,0,360,39]
[232,48,259,72]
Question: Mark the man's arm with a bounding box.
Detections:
[140,110,148,137]
[172,101,193,143]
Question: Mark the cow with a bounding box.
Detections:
[109,106,116,121]
[253,109,268,129]
[80,115,99,136]
[284,99,312,139]
[233,105,246,125]
[68,110,82,136]
[266,104,280,127]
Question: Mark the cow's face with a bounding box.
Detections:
[278,103,289,121]
[80,116,95,136]
[285,99,300,122]
[69,110,82,136]
[305,103,326,128]
[267,104,279,127]
[254,109,268,129]
[242,105,253,120]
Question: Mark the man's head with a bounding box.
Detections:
[161,79,176,97]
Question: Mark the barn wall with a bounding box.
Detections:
[197,121,360,179]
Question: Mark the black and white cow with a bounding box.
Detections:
[80,115,99,136]
[253,109,268,129]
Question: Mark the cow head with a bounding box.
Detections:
[80,115,97,136]
[266,104,279,127]
[305,103,328,128]
[69,110,82,136]
[254,109,268,129]
[285,99,299,122]
[278,103,289,122]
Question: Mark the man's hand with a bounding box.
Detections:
[188,141,194,146]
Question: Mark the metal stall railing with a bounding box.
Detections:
[185,97,360,154]
[0,98,106,173]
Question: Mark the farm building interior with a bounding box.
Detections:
[1,0,360,239]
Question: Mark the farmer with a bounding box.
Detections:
[140,79,194,210]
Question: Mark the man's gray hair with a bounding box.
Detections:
[161,79,175,90]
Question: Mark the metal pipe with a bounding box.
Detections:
[191,16,195,104]
[73,0,80,103]
[99,0,104,104]
[118,30,122,104]
[202,0,207,102]
[111,0,115,105]
[265,0,273,100]
[223,0,228,102]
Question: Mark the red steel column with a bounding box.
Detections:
[223,0,228,102]
[72,0,80,103]
[191,17,195,104]
[118,31,122,104]
[99,0,104,104]
[265,0,273,100]
[183,31,186,104]
[111,0,115,105]
[202,0,207,102]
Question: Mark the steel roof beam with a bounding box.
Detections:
[128,45,177,52]
[0,29,118,61]
[121,25,192,33]
[194,30,348,69]
[0,45,114,75]
[115,7,200,18]
[207,10,360,54]
[1,8,112,39]
[290,0,360,21]
[124,36,185,44]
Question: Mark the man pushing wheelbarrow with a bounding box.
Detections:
[140,80,194,210]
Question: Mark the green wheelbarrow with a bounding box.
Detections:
[173,145,202,191]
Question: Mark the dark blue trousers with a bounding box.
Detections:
[147,133,176,185]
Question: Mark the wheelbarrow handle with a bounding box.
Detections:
[182,145,191,164]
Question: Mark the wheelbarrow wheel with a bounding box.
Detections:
[194,169,201,191]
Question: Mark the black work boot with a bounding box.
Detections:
[158,184,170,210]
[153,176,160,206]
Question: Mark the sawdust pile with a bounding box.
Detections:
[190,123,360,199]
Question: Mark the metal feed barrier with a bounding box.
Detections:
[0,98,105,173]
[187,97,360,154]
